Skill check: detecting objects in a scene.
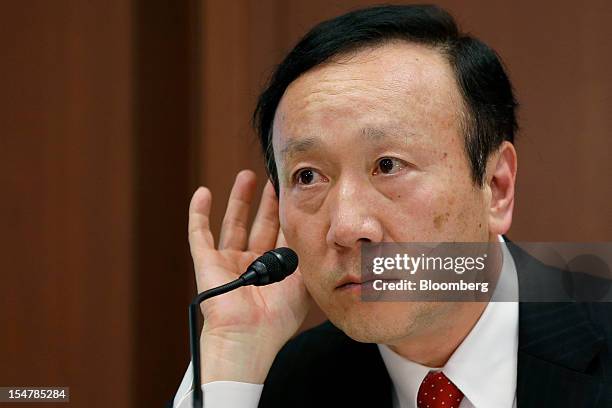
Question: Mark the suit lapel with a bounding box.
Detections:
[339,341,393,407]
[341,240,608,408]
[507,241,607,407]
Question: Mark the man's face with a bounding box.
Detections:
[272,42,492,344]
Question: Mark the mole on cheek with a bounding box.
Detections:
[433,212,450,230]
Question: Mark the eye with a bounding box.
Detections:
[374,157,406,175]
[294,168,326,186]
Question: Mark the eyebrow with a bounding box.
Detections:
[279,137,320,161]
[278,126,412,161]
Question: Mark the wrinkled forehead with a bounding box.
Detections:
[272,41,464,154]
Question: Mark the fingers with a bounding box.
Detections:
[248,181,280,253]
[188,187,215,267]
[276,228,288,248]
[218,170,257,250]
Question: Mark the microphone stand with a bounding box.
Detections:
[186,248,297,408]
[189,278,247,408]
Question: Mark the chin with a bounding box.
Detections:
[324,301,426,344]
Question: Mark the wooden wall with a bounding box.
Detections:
[0,1,199,406]
[1,1,610,407]
[1,1,135,407]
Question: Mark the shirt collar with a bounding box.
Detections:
[377,235,518,408]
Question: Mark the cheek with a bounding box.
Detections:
[380,174,486,241]
[422,183,487,240]
[278,194,329,271]
[279,196,338,305]
[374,177,441,240]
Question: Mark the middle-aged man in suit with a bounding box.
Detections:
[173,5,612,407]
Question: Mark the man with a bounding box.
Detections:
[174,5,611,407]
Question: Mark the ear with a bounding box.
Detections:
[486,141,517,236]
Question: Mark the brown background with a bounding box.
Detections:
[1,1,610,407]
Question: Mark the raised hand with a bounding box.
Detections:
[188,170,312,383]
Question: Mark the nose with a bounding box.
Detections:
[326,178,384,249]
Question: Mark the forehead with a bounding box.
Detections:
[272,41,463,149]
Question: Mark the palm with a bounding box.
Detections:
[199,249,307,334]
[188,171,312,344]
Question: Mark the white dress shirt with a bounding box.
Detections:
[379,236,518,407]
[174,236,518,408]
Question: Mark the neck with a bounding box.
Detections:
[386,301,487,367]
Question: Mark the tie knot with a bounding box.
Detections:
[417,371,464,408]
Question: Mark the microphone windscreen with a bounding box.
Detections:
[272,247,299,275]
[258,251,283,282]
[262,247,298,282]
[244,247,299,286]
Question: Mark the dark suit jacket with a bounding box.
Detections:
[258,242,612,407]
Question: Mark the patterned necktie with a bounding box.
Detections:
[417,371,464,408]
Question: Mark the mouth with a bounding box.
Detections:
[335,276,377,291]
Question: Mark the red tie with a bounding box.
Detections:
[417,371,464,408]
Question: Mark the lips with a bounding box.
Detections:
[335,275,361,288]
[336,282,363,291]
[335,275,378,290]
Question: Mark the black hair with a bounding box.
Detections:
[253,4,518,193]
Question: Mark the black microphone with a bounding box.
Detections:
[188,248,299,408]
[239,247,299,286]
